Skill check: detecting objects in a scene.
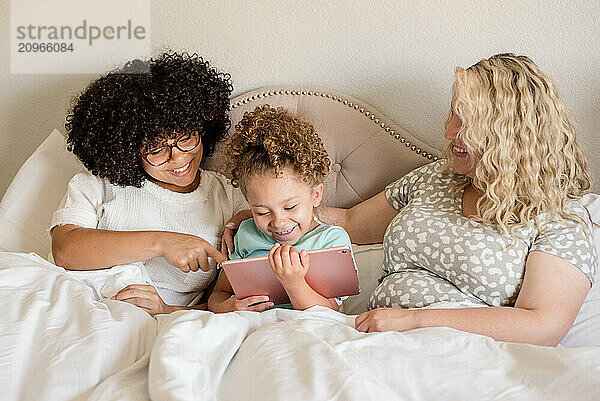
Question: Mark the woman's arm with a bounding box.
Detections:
[112,284,209,316]
[208,270,274,313]
[51,224,225,271]
[221,210,253,256]
[316,191,398,244]
[356,251,591,346]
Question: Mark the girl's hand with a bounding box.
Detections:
[354,307,420,333]
[161,233,226,272]
[225,295,274,312]
[221,210,253,256]
[112,284,174,316]
[268,244,310,289]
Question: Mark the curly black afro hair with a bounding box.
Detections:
[65,52,233,187]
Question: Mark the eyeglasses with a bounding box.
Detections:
[141,132,201,166]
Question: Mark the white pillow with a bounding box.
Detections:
[582,193,600,277]
[560,193,600,346]
[340,243,383,315]
[0,129,82,256]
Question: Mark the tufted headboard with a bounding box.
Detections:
[203,87,442,208]
[0,86,442,257]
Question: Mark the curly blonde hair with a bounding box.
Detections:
[444,53,592,237]
[225,105,330,193]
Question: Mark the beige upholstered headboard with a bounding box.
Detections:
[0,87,442,256]
[203,86,443,208]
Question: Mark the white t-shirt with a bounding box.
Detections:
[51,169,247,306]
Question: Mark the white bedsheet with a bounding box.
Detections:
[151,308,600,401]
[0,252,155,401]
[1,251,599,401]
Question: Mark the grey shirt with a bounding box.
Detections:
[370,161,597,309]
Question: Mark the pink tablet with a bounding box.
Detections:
[221,245,360,305]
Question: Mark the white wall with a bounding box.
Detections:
[1,0,599,197]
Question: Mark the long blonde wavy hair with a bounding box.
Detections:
[444,53,592,237]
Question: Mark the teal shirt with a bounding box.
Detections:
[230,219,352,308]
[230,219,351,260]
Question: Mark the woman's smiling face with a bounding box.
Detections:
[244,167,323,245]
[444,111,476,177]
[140,133,204,193]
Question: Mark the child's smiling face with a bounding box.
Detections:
[244,167,323,246]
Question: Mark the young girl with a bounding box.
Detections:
[208,105,352,312]
[51,52,247,315]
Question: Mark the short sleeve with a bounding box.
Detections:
[228,219,262,260]
[531,205,598,284]
[228,232,244,260]
[320,226,352,248]
[385,162,437,211]
[50,172,104,231]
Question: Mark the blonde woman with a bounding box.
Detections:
[316,53,597,346]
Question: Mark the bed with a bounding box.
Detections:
[0,87,599,400]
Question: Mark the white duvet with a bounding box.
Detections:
[1,251,599,401]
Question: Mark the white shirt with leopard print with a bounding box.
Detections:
[370,160,597,310]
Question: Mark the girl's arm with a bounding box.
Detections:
[51,224,225,272]
[316,191,398,244]
[207,271,235,312]
[284,281,340,311]
[208,270,274,313]
[355,251,591,346]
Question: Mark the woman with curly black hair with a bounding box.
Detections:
[50,52,246,315]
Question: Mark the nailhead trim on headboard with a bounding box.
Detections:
[230,90,439,161]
